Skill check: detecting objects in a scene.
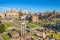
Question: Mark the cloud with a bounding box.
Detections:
[0,7,11,10]
[0,7,18,11]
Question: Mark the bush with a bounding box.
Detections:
[27,23,36,28]
[4,22,12,27]
[0,24,5,33]
[2,34,10,40]
[29,20,32,23]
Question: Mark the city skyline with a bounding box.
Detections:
[0,0,60,12]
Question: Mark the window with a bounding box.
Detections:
[9,15,11,17]
[0,16,1,17]
[5,14,6,17]
[12,15,14,16]
[15,15,17,16]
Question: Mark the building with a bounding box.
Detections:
[19,10,28,16]
[52,10,57,18]
[32,14,39,23]
[56,12,60,18]
[27,13,32,20]
[0,12,5,18]
[5,9,19,18]
[0,9,28,20]
[52,11,60,23]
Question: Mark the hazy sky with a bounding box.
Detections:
[0,0,60,12]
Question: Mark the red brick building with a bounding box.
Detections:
[32,14,39,23]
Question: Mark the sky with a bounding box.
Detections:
[0,0,60,12]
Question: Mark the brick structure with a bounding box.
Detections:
[5,9,19,18]
[0,12,5,18]
[32,14,39,23]
[8,31,20,40]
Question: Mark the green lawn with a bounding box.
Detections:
[31,33,37,36]
[53,33,60,39]
[0,24,5,33]
[4,22,12,27]
[6,30,12,33]
[2,34,10,40]
[27,23,36,28]
[39,20,56,27]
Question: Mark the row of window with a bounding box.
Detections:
[8,15,18,17]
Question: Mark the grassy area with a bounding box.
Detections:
[53,33,60,39]
[39,20,56,27]
[6,30,12,32]
[31,33,37,36]
[2,34,10,40]
[4,22,12,27]
[47,21,56,24]
[50,33,60,39]
[0,24,5,33]
[27,23,36,28]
